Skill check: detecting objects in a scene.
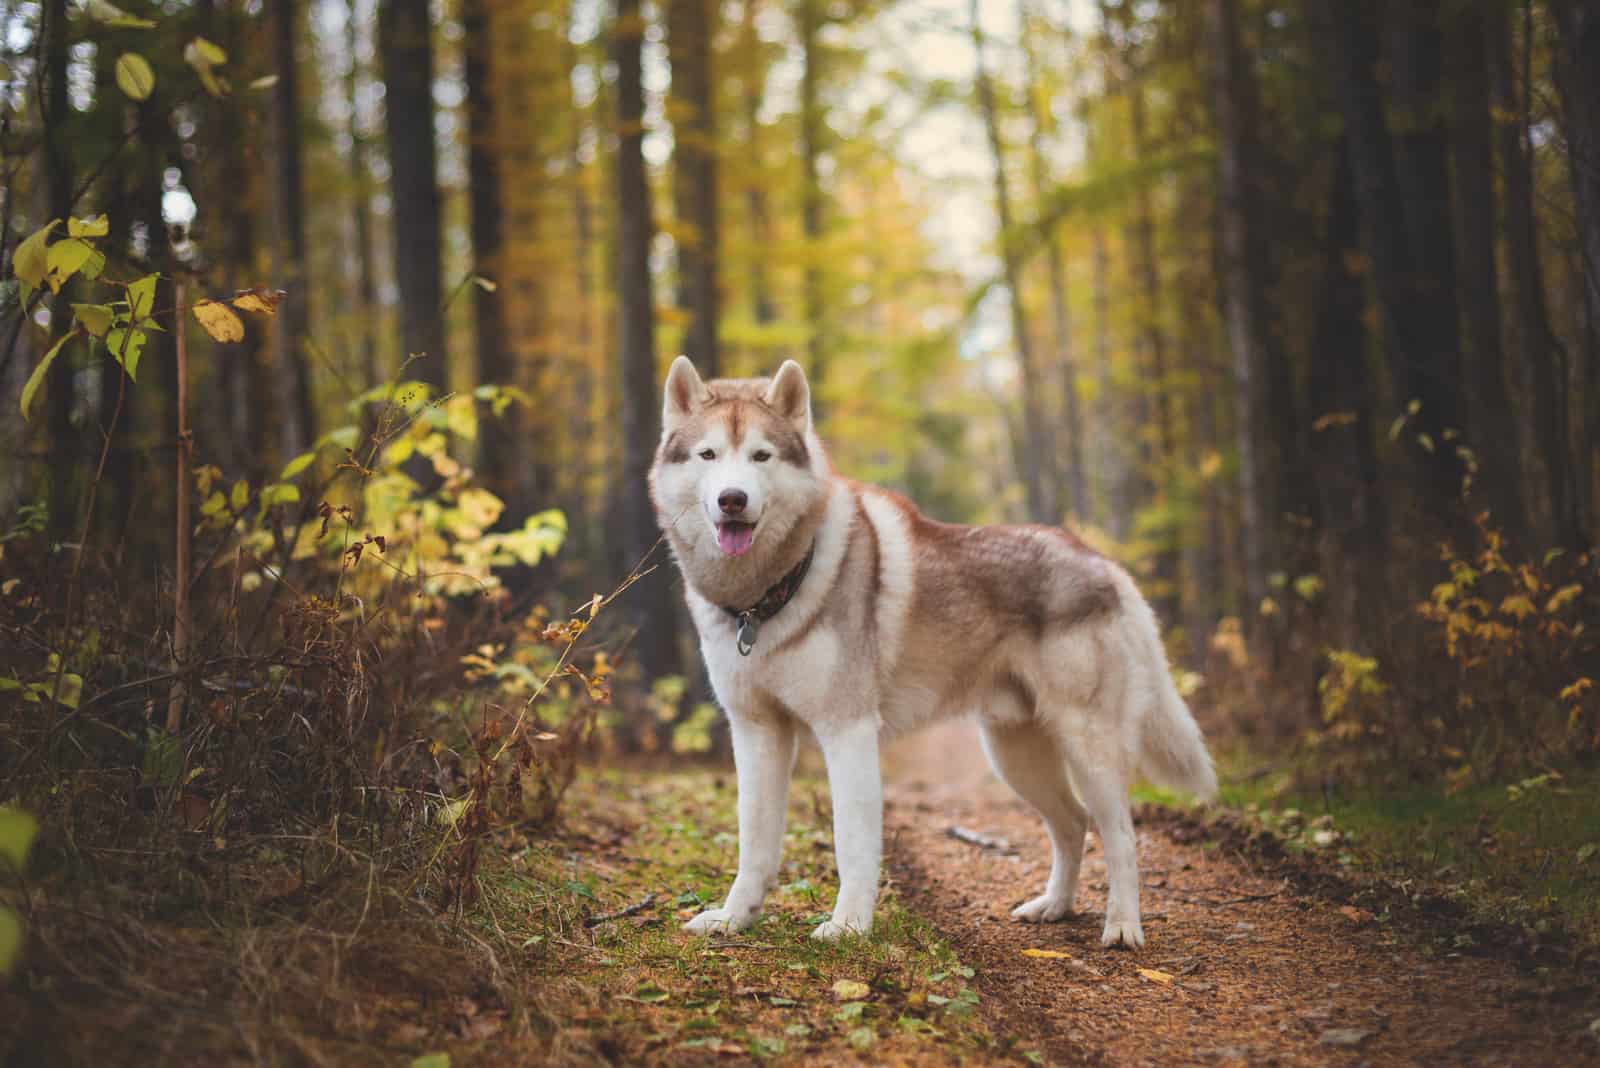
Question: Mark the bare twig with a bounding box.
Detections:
[168,277,191,734]
[945,825,1018,855]
[583,893,657,927]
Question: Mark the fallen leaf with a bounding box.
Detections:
[1021,948,1072,959]
[1338,905,1372,925]
[1137,968,1175,985]
[1318,1028,1371,1047]
[832,979,870,1001]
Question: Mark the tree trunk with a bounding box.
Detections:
[1308,140,1385,645]
[210,0,265,477]
[380,0,447,391]
[1445,5,1525,541]
[667,0,720,376]
[1091,227,1130,536]
[463,0,520,516]
[1487,0,1579,549]
[799,0,825,404]
[1389,0,1469,503]
[971,0,1055,524]
[1019,0,1086,520]
[613,0,679,682]
[1549,0,1600,544]
[347,0,379,393]
[1126,75,1178,618]
[741,0,776,329]
[1206,0,1279,623]
[43,0,75,542]
[269,0,316,459]
[1321,0,1467,522]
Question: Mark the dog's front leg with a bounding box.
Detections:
[812,717,882,940]
[684,710,795,935]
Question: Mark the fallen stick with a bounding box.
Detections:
[585,893,657,927]
[945,826,1018,855]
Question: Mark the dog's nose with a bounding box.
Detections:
[718,489,748,516]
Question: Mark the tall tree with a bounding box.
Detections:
[42,0,75,541]
[1125,71,1180,615]
[269,0,316,457]
[1549,0,1600,542]
[1445,4,1524,540]
[739,0,777,328]
[1321,0,1467,521]
[346,0,380,393]
[971,0,1055,524]
[1387,0,1469,502]
[1307,140,1384,642]
[667,0,720,376]
[798,0,826,404]
[1488,0,1581,548]
[463,0,519,512]
[1019,0,1086,519]
[613,0,679,681]
[380,0,447,391]
[1206,0,1276,618]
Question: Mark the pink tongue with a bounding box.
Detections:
[717,522,755,556]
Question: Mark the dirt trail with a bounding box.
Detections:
[881,723,1600,1067]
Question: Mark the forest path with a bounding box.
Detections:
[880,723,1599,1067]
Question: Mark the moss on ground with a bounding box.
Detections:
[1134,752,1600,949]
[486,768,1025,1065]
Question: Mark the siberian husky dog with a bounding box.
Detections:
[648,358,1217,948]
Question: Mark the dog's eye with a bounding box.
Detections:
[698,448,716,461]
[751,450,772,463]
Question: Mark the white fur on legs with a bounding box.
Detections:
[979,719,1089,924]
[1062,742,1143,948]
[685,709,797,935]
[811,717,882,940]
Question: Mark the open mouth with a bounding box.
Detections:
[715,520,756,557]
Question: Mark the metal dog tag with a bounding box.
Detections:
[736,612,759,656]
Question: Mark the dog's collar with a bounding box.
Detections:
[721,544,816,656]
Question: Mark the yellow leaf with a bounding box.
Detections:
[1137,968,1174,984]
[1498,594,1536,621]
[68,215,109,238]
[45,238,95,293]
[191,298,245,342]
[115,52,155,101]
[1020,948,1072,959]
[1547,584,1582,613]
[12,221,59,292]
[1560,678,1593,703]
[831,979,870,1001]
[20,331,73,421]
[231,288,284,315]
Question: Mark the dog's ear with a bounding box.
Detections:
[663,356,710,433]
[764,360,811,433]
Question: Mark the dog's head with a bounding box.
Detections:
[649,358,826,564]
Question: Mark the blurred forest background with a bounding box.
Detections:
[1,0,1598,814]
[2,0,1600,1059]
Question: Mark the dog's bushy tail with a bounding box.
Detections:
[1113,570,1219,801]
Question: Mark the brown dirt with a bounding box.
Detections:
[881,722,1600,1067]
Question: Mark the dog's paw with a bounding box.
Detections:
[1100,917,1145,949]
[683,907,753,935]
[811,915,871,941]
[1011,893,1074,924]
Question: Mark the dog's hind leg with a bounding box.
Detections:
[1058,734,1144,949]
[978,718,1089,923]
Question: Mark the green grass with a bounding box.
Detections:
[475,768,1028,1065]
[1136,752,1600,947]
